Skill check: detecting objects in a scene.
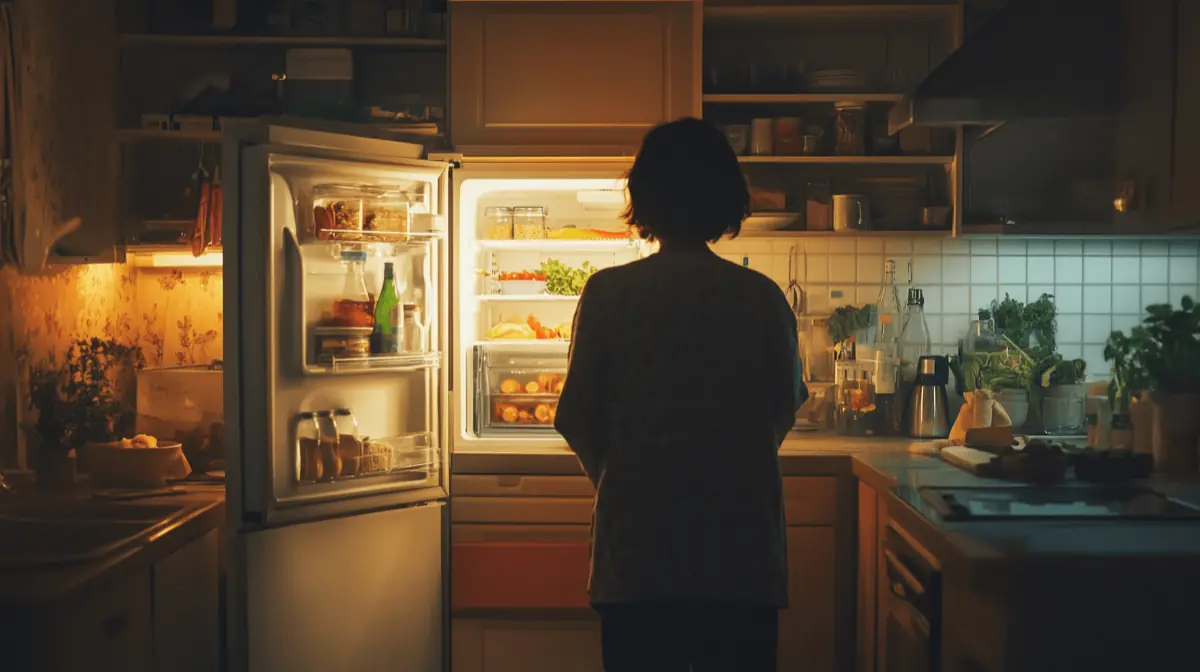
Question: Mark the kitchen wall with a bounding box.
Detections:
[0,263,224,467]
[714,236,1200,377]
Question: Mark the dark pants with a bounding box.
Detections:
[596,602,779,672]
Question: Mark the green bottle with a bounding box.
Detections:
[373,262,401,353]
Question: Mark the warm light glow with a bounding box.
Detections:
[131,251,224,268]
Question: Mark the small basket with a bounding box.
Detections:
[80,441,192,489]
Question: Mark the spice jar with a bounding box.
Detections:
[483,206,514,240]
[513,206,547,240]
[833,102,866,156]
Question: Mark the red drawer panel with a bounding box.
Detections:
[452,542,591,609]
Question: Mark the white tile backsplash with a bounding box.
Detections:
[756,234,1194,381]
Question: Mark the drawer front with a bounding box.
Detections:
[452,496,594,524]
[452,475,596,497]
[783,476,838,526]
[452,541,592,609]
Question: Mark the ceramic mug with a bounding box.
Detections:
[832,194,871,232]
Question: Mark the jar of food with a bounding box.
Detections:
[331,250,375,327]
[313,326,372,363]
[316,410,341,482]
[363,197,410,242]
[296,412,321,483]
[402,304,427,353]
[513,206,547,240]
[833,102,866,156]
[333,408,363,477]
[483,206,514,240]
[773,117,803,155]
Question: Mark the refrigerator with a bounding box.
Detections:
[222,119,648,671]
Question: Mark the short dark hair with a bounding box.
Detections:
[623,117,750,244]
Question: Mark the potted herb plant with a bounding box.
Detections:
[969,293,1058,428]
[23,338,143,489]
[1104,296,1200,473]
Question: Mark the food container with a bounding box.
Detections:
[312,188,363,241]
[362,198,410,241]
[474,346,568,435]
[295,412,321,483]
[773,117,803,155]
[81,440,191,489]
[333,408,363,477]
[513,206,547,240]
[314,326,373,362]
[483,206,514,240]
[724,124,749,155]
[750,118,773,155]
[833,102,866,156]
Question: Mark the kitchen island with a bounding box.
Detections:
[451,434,1200,672]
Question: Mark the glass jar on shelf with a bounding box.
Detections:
[833,102,866,156]
[331,250,375,328]
[483,206,514,240]
[333,408,363,477]
[296,412,321,483]
[402,303,428,353]
[315,410,341,482]
[513,206,547,240]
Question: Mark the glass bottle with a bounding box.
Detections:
[373,261,402,353]
[333,250,374,328]
[402,303,427,353]
[871,261,902,434]
[898,288,932,384]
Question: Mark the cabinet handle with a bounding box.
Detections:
[103,613,129,638]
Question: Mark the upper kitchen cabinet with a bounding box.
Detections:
[4,0,120,270]
[1169,0,1200,229]
[448,0,700,155]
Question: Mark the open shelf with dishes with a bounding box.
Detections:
[703,2,963,237]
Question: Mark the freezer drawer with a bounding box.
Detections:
[473,345,568,437]
[451,524,591,610]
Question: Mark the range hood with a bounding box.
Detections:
[888,0,1122,134]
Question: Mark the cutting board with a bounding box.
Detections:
[940,446,998,475]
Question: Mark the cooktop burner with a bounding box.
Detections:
[919,486,1200,521]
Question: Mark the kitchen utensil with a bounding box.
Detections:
[939,445,998,475]
[723,124,749,155]
[786,244,806,320]
[905,355,950,438]
[832,194,871,231]
[750,118,773,155]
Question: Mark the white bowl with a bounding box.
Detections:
[497,280,547,295]
[742,213,800,232]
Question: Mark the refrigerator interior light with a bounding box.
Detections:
[131,250,224,268]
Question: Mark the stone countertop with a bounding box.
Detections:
[451,434,1200,585]
[0,485,225,607]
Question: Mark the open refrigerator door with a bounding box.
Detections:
[447,158,654,453]
[223,121,450,672]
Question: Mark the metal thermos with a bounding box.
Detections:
[905,355,950,438]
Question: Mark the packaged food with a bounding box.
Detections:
[513,206,547,240]
[363,200,409,241]
[484,206,514,240]
[334,409,362,477]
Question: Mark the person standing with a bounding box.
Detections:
[555,117,807,671]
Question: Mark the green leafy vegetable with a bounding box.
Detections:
[540,259,595,296]
[827,304,875,344]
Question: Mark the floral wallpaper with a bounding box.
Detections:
[0,263,225,466]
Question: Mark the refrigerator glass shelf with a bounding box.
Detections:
[319,351,440,373]
[477,239,637,252]
[478,294,579,302]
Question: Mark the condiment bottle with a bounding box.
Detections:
[402,304,427,353]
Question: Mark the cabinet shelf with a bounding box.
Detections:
[118,128,221,142]
[119,33,446,48]
[704,93,905,104]
[739,155,954,165]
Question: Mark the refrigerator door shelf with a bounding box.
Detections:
[227,127,450,528]
[296,429,440,487]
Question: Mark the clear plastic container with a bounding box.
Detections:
[362,197,410,242]
[475,346,567,435]
[312,185,365,241]
[484,206,514,240]
[833,102,866,156]
[513,206,548,240]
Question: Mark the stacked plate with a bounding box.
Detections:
[806,69,869,92]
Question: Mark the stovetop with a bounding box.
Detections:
[919,486,1200,521]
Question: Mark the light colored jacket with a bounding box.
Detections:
[555,249,806,607]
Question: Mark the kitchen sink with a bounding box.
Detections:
[0,500,194,569]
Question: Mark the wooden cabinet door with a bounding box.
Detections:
[857,482,879,672]
[9,0,120,267]
[449,0,700,155]
[1172,0,1200,227]
[1112,0,1176,232]
[778,526,837,672]
[452,618,604,672]
[51,566,154,672]
[153,530,221,672]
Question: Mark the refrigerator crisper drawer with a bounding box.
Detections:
[474,345,568,436]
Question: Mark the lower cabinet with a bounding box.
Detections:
[47,563,155,672]
[452,618,604,672]
[778,526,837,672]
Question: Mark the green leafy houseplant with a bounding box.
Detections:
[27,337,145,455]
[1104,296,1200,408]
[827,304,875,344]
[979,292,1058,361]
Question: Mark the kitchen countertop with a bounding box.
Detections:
[0,485,226,606]
[452,433,1200,587]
